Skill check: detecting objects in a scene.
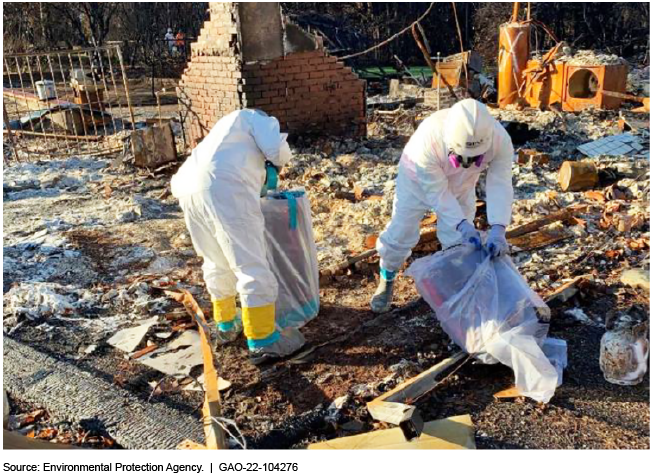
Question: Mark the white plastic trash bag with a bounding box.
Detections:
[406,245,559,403]
[542,337,568,386]
[262,190,320,329]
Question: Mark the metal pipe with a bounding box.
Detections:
[4,130,102,141]
[87,48,111,138]
[4,59,31,140]
[512,2,520,22]
[56,53,84,139]
[3,105,21,163]
[35,54,58,158]
[67,53,91,139]
[45,53,73,155]
[7,45,115,58]
[20,57,51,151]
[76,51,100,138]
[105,46,129,133]
[95,49,119,135]
[116,45,136,129]
[116,45,137,160]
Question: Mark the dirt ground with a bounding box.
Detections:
[3,88,649,448]
[4,179,648,448]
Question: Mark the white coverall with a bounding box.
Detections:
[377,109,514,272]
[171,110,292,310]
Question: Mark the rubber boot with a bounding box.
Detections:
[370,268,396,314]
[248,327,306,366]
[241,302,305,365]
[211,296,243,344]
[212,311,243,345]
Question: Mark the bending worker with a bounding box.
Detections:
[171,109,305,364]
[371,98,514,313]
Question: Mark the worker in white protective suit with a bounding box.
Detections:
[371,99,514,313]
[171,109,305,364]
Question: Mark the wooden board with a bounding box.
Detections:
[493,386,524,400]
[544,275,589,306]
[370,352,466,405]
[308,415,475,450]
[510,229,572,252]
[506,205,587,238]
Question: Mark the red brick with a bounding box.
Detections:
[283,66,301,75]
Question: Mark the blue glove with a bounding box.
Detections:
[486,225,508,258]
[457,219,482,250]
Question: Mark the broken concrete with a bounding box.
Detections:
[107,317,158,353]
[136,330,203,377]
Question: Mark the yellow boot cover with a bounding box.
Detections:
[212,296,237,331]
[242,304,278,345]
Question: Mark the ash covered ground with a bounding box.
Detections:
[3,65,649,449]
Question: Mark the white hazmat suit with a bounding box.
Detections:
[171,109,297,356]
[377,99,514,272]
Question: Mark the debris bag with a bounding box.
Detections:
[261,190,320,329]
[406,245,558,403]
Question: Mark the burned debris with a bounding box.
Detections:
[3,1,649,452]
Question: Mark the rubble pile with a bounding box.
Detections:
[563,49,627,66]
[282,144,401,262]
[2,155,191,344]
[628,64,650,96]
[3,67,649,448]
[530,49,627,66]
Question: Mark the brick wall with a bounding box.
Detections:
[178,2,366,146]
[241,50,366,136]
[178,3,242,146]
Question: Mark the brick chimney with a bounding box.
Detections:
[178,2,366,146]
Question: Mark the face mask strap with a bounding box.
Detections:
[448,153,461,168]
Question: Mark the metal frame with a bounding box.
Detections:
[3,45,136,161]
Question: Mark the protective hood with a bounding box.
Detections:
[444,99,494,157]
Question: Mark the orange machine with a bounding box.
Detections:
[499,2,630,112]
[523,61,628,111]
